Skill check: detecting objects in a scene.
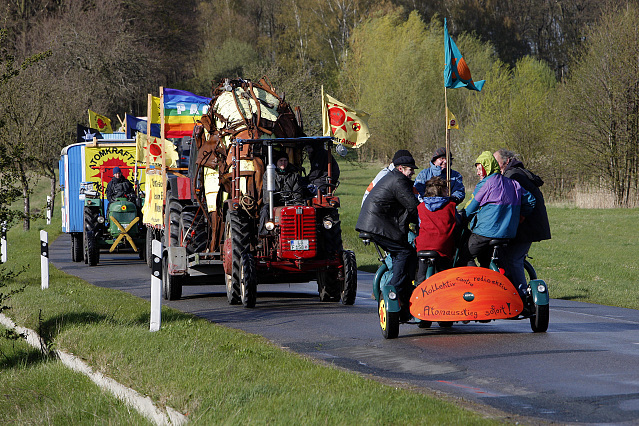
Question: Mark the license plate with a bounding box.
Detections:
[290,239,309,250]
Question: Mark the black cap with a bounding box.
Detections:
[431,147,452,164]
[274,150,288,161]
[392,150,412,164]
[393,153,418,169]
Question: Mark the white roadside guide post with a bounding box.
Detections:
[40,230,49,289]
[1,221,6,264]
[150,239,163,332]
[46,196,51,225]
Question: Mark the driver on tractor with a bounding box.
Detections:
[259,150,304,235]
[106,166,134,202]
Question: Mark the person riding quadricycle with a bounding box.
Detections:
[360,150,550,339]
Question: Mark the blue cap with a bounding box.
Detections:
[113,167,121,174]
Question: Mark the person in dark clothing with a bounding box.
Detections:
[259,151,304,235]
[356,150,420,321]
[106,166,134,202]
[494,149,551,296]
[303,141,340,194]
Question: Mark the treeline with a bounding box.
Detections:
[1,0,639,227]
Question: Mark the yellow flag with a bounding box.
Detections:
[446,108,459,129]
[88,109,113,133]
[135,132,178,167]
[322,88,370,148]
[150,96,161,124]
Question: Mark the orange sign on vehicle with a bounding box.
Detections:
[410,267,524,322]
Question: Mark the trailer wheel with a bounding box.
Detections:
[317,269,340,302]
[340,250,357,305]
[224,210,248,305]
[162,255,182,300]
[71,232,83,262]
[240,253,257,308]
[180,210,208,254]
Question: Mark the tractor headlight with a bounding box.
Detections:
[97,216,105,224]
[537,284,546,293]
[388,291,397,300]
[265,221,275,231]
[322,217,334,229]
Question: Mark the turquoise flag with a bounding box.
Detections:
[444,18,485,91]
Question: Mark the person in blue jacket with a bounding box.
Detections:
[414,147,465,205]
[462,151,536,268]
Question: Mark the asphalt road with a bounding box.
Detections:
[51,234,639,424]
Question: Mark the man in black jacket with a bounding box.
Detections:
[356,150,420,321]
[494,149,551,297]
[106,166,134,202]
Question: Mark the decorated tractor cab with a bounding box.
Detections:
[360,232,549,339]
[82,165,146,266]
[222,136,357,308]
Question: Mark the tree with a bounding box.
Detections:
[560,3,639,206]
[465,56,558,172]
[343,11,496,165]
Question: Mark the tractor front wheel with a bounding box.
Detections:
[223,210,248,305]
[340,250,357,305]
[240,253,257,308]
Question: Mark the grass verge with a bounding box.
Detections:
[1,198,495,423]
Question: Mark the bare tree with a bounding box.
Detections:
[560,3,639,205]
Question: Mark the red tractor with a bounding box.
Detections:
[161,78,356,307]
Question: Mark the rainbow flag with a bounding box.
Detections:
[163,88,211,138]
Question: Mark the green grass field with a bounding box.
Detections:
[0,167,495,424]
[1,160,637,424]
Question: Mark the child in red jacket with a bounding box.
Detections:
[414,176,459,285]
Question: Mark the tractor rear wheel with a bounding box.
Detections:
[224,209,248,305]
[180,210,208,254]
[240,253,257,308]
[164,198,183,249]
[71,232,83,262]
[84,206,100,266]
[340,250,357,305]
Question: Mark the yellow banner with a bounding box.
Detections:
[142,173,164,227]
[85,146,144,198]
[322,90,370,148]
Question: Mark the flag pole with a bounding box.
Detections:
[444,90,451,197]
[160,87,166,204]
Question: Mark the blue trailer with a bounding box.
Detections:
[59,135,145,262]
